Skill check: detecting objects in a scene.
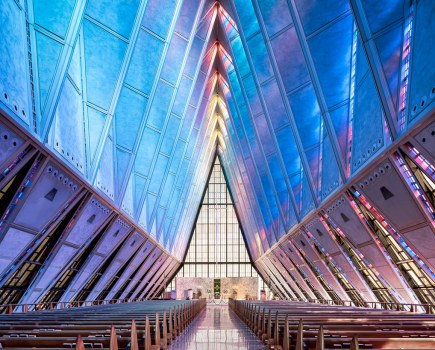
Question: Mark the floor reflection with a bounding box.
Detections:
[169,304,266,350]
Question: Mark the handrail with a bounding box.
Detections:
[2,296,433,314]
[261,297,434,314]
[1,297,152,314]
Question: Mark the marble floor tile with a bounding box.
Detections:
[169,304,266,350]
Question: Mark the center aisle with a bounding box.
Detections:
[169,303,266,349]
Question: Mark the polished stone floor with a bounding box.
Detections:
[169,303,266,349]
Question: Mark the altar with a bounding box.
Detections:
[175,277,259,300]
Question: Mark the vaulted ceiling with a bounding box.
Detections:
[0,0,433,263]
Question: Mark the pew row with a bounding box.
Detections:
[0,299,207,349]
[229,299,435,350]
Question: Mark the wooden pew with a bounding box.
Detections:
[0,299,207,349]
[229,299,435,350]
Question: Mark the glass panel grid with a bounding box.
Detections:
[166,157,266,290]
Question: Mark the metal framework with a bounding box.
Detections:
[0,0,433,308]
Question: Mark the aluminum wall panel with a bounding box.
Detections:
[14,162,81,232]
[0,228,34,275]
[105,240,155,300]
[354,161,426,231]
[86,231,144,301]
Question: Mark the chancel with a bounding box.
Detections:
[0,0,434,349]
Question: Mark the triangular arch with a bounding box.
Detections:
[166,154,271,297]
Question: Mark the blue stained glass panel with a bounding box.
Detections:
[161,114,181,156]
[146,81,174,131]
[86,0,140,38]
[287,84,322,150]
[247,33,273,83]
[115,87,148,150]
[271,27,310,93]
[161,34,188,85]
[261,78,289,131]
[142,0,177,39]
[308,14,353,108]
[83,20,127,110]
[232,0,260,38]
[34,0,76,39]
[134,127,160,176]
[258,0,293,37]
[125,30,164,95]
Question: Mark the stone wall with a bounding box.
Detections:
[221,277,258,299]
[175,277,258,300]
[175,277,214,300]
